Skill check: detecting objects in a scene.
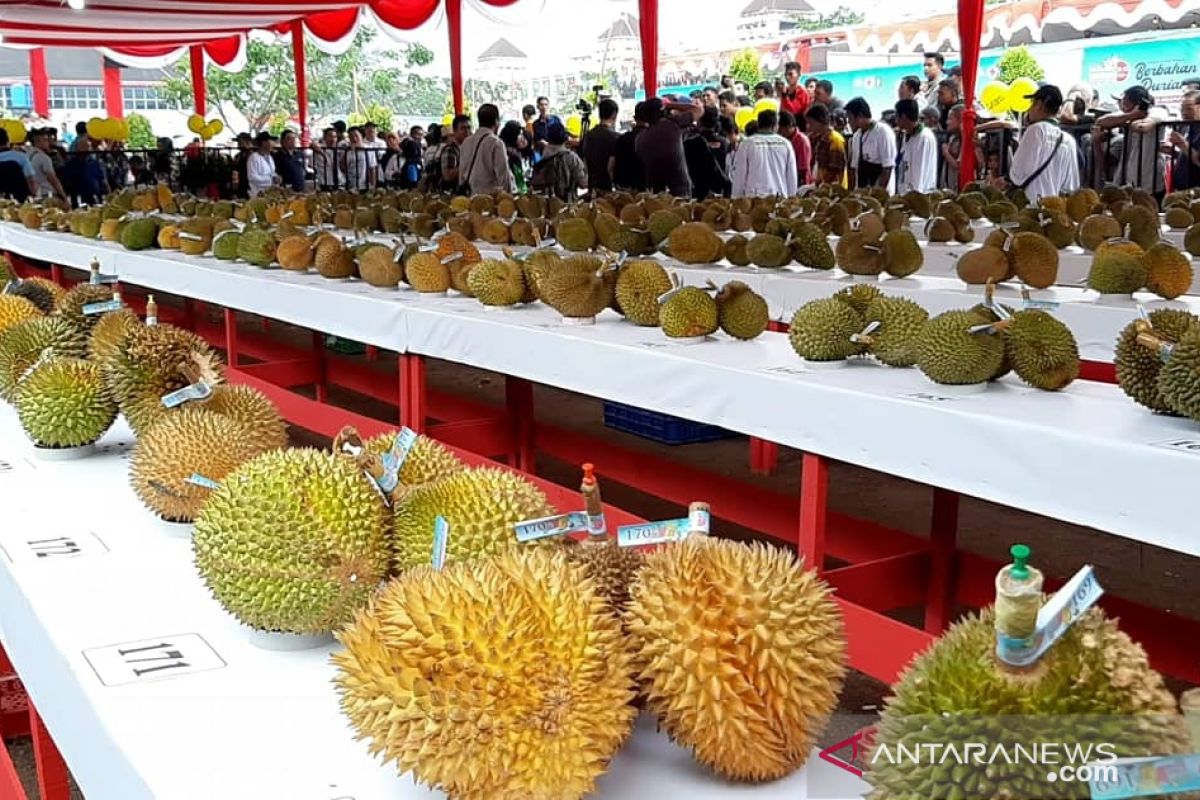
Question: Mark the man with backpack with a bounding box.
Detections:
[529,122,588,201]
[428,115,471,192]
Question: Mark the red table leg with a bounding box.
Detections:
[181,297,196,331]
[223,308,239,368]
[399,354,427,434]
[366,345,378,361]
[925,487,960,633]
[310,330,327,404]
[31,706,69,800]
[505,377,535,472]
[0,737,28,800]
[49,264,63,285]
[798,452,828,574]
[751,439,780,475]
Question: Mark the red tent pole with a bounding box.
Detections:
[292,21,308,143]
[638,0,658,98]
[29,48,49,118]
[102,57,124,118]
[189,45,206,116]
[446,0,464,115]
[957,0,984,188]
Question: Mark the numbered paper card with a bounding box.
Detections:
[83,633,226,687]
[0,531,108,565]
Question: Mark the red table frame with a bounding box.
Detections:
[4,254,1196,800]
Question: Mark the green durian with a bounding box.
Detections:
[466,259,526,307]
[715,281,768,341]
[788,298,865,362]
[0,317,88,401]
[15,358,116,447]
[862,295,928,367]
[660,286,719,339]
[615,259,672,326]
[1004,309,1079,390]
[1114,309,1197,414]
[916,309,1006,385]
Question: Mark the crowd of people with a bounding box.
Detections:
[6,57,1200,208]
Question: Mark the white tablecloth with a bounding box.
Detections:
[0,409,864,800]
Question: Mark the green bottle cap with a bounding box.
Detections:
[1009,544,1031,580]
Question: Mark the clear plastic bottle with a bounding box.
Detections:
[994,543,1044,667]
[581,463,606,541]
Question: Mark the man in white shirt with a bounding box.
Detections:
[27,128,66,202]
[894,99,938,193]
[361,122,385,152]
[340,127,378,192]
[1004,84,1079,203]
[311,127,343,190]
[245,132,278,197]
[729,109,798,198]
[846,97,896,190]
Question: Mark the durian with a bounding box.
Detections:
[668,222,723,264]
[615,259,672,326]
[746,234,791,268]
[716,281,769,340]
[626,538,845,781]
[275,236,315,271]
[1144,243,1193,300]
[1008,231,1059,289]
[956,246,1009,285]
[916,310,1006,385]
[15,358,116,448]
[556,217,597,252]
[539,255,614,320]
[1155,324,1200,421]
[359,429,464,500]
[467,259,526,307]
[1114,309,1198,413]
[333,548,635,799]
[405,252,451,294]
[660,286,719,339]
[861,295,929,368]
[5,281,55,314]
[788,298,865,362]
[0,295,42,335]
[881,229,922,278]
[87,308,139,363]
[195,384,288,454]
[1089,244,1147,295]
[54,284,115,337]
[790,223,836,269]
[0,317,87,401]
[1078,214,1122,251]
[833,284,882,316]
[836,231,886,276]
[564,539,645,615]
[193,448,390,634]
[1003,309,1080,390]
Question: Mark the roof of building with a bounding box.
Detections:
[479,37,527,61]
[0,46,163,82]
[740,0,814,16]
[598,12,639,41]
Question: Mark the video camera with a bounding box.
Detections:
[575,85,606,139]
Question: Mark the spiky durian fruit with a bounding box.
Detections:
[467,258,526,307]
[54,284,114,337]
[1114,309,1198,413]
[6,281,55,314]
[564,540,645,615]
[130,409,272,522]
[668,222,724,264]
[1155,324,1200,421]
[391,467,554,571]
[1144,242,1193,300]
[791,222,836,269]
[716,281,769,340]
[1089,243,1147,294]
[866,608,1190,800]
[333,548,636,800]
[103,323,222,436]
[0,295,42,335]
[1009,231,1059,289]
[193,448,390,634]
[916,309,1006,385]
[86,307,139,363]
[833,283,882,316]
[194,384,288,454]
[788,297,865,362]
[882,229,923,278]
[361,429,465,500]
[1004,309,1079,390]
[626,538,845,781]
[404,252,451,294]
[0,317,88,401]
[660,286,719,339]
[862,295,929,368]
[15,358,116,447]
[615,259,672,326]
[20,277,65,309]
[539,255,614,320]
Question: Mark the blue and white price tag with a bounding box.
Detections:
[161,381,214,408]
[431,516,449,570]
[514,512,589,543]
[617,518,691,548]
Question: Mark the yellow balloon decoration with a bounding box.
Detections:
[101,118,122,141]
[564,113,583,138]
[0,120,26,144]
[85,117,105,140]
[441,113,454,127]
[1007,77,1039,113]
[187,113,206,134]
[735,106,756,132]
[207,119,223,137]
[754,97,780,114]
[980,81,1011,115]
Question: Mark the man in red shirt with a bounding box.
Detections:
[779,61,811,119]
[778,111,811,186]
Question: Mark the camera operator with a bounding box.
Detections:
[636,96,704,197]
[581,98,620,193]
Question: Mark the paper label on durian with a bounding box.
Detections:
[161,381,214,408]
[657,286,684,304]
[2,279,19,294]
[1021,298,1060,311]
[440,252,463,265]
[431,516,449,569]
[514,512,589,542]
[377,427,417,494]
[82,298,123,315]
[178,232,204,242]
[1088,754,1200,800]
[184,473,220,490]
[996,565,1102,667]
[617,518,691,547]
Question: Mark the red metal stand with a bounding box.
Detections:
[925,488,959,633]
[505,377,535,471]
[798,453,828,574]
[31,708,69,800]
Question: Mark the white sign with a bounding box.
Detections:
[0,531,108,564]
[898,391,968,403]
[764,365,810,376]
[83,633,226,686]
[1152,438,1200,454]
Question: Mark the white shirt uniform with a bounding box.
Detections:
[848,123,897,190]
[730,133,799,198]
[896,124,938,193]
[1009,120,1080,204]
[1116,107,1167,193]
[341,147,377,191]
[313,147,343,188]
[246,151,276,197]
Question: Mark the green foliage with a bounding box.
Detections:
[728,49,762,88]
[790,5,865,33]
[161,30,444,130]
[997,46,1044,84]
[348,104,394,132]
[125,113,155,150]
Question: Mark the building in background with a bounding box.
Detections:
[737,0,816,45]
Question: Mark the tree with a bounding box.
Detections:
[997,46,1044,84]
[162,28,445,131]
[348,103,395,132]
[126,113,156,150]
[791,5,865,33]
[728,49,762,89]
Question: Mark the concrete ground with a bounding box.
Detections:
[6,317,1197,798]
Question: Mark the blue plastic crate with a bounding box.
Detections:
[603,401,734,445]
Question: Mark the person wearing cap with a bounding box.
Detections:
[1094,85,1167,197]
[1001,85,1079,203]
[729,109,797,199]
[846,97,896,190]
[611,101,649,191]
[246,131,278,197]
[894,99,938,193]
